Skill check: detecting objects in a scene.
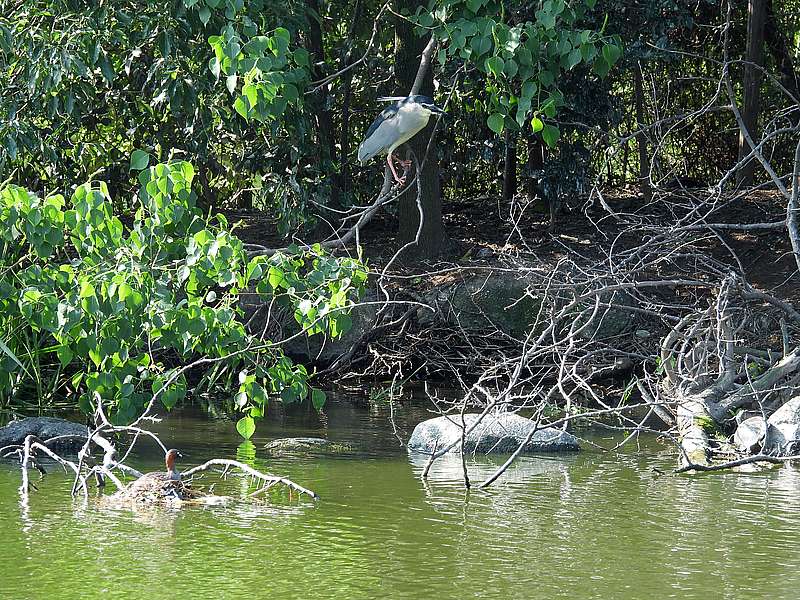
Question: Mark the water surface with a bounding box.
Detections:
[1,400,799,599]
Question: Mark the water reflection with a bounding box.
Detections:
[3,399,800,598]
[408,450,575,486]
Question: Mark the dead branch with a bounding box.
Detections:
[182,459,318,500]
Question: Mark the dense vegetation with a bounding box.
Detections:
[1,0,799,436]
[0,158,366,436]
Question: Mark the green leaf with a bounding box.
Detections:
[226,74,238,95]
[236,416,256,439]
[199,6,211,26]
[79,281,96,298]
[531,117,544,133]
[283,84,299,102]
[56,345,73,368]
[209,56,221,79]
[602,43,621,66]
[243,36,269,56]
[267,266,284,289]
[241,84,257,109]
[311,389,326,410]
[274,28,291,45]
[117,282,133,301]
[504,60,518,78]
[88,347,102,367]
[0,338,29,376]
[486,56,505,77]
[280,387,298,403]
[542,124,560,148]
[539,69,554,87]
[98,53,115,83]
[129,150,150,171]
[233,96,249,120]
[592,57,610,78]
[487,113,505,134]
[161,386,183,410]
[100,337,119,358]
[331,313,352,338]
[293,47,310,68]
[521,80,537,101]
[567,48,582,69]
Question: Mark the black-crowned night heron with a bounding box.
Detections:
[358,95,445,183]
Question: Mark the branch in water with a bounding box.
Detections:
[182,459,319,500]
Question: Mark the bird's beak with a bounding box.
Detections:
[428,104,446,115]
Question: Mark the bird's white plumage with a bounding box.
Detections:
[357,103,433,163]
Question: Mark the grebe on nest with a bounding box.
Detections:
[112,449,202,504]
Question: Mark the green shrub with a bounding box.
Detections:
[0,158,366,437]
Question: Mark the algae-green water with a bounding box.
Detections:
[2,400,799,599]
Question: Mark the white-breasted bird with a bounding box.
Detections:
[357,95,445,183]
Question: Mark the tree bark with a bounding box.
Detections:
[765,0,799,102]
[305,0,340,206]
[502,130,517,201]
[394,0,445,259]
[737,0,767,187]
[337,0,363,202]
[633,63,652,201]
[525,133,544,198]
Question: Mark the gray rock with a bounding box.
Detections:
[263,437,353,455]
[407,413,580,455]
[734,416,767,452]
[430,274,637,341]
[443,275,542,339]
[765,397,800,455]
[0,417,88,451]
[242,289,379,365]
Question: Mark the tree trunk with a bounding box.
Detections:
[339,69,354,200]
[737,0,767,187]
[337,0,363,203]
[502,130,517,201]
[633,63,652,201]
[305,0,339,206]
[765,0,799,102]
[394,0,445,259]
[525,133,544,197]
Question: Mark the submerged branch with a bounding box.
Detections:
[182,459,319,500]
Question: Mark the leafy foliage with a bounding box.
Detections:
[412,0,622,146]
[0,0,314,210]
[0,158,366,435]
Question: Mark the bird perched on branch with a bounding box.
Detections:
[357,95,445,184]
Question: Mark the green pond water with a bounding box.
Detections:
[2,398,800,599]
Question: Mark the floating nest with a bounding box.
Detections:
[106,476,227,507]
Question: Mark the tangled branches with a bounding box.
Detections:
[2,396,318,507]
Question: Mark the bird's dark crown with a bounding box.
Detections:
[405,94,436,105]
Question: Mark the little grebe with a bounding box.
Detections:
[112,449,200,504]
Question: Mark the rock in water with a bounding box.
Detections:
[263,437,353,456]
[0,417,88,451]
[407,414,580,454]
[733,416,766,453]
[765,397,800,455]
